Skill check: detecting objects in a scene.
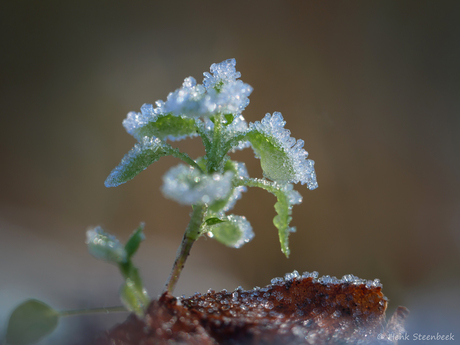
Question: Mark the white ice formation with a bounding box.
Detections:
[162,164,234,205]
[270,270,383,289]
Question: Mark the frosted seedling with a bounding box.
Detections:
[5,59,318,345]
[104,58,317,296]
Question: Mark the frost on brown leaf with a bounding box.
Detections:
[96,272,408,345]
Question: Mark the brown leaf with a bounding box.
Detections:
[96,272,408,345]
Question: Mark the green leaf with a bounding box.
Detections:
[105,137,168,187]
[224,114,234,125]
[207,215,254,249]
[119,278,150,317]
[130,114,198,142]
[238,178,302,257]
[205,217,226,226]
[246,131,296,183]
[273,192,294,258]
[124,223,145,259]
[6,299,59,345]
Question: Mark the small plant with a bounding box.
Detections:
[101,58,318,296]
[4,59,318,344]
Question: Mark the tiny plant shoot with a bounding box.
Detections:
[4,59,318,345]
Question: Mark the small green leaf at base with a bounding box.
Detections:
[120,279,150,317]
[124,223,146,259]
[6,299,59,345]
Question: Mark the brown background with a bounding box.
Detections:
[1,1,459,343]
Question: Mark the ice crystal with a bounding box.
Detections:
[164,77,214,117]
[248,112,318,189]
[162,59,252,118]
[162,164,234,205]
[203,58,242,90]
[123,101,166,137]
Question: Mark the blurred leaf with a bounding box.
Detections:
[124,223,145,259]
[120,278,150,317]
[86,226,127,264]
[6,299,59,345]
[224,114,234,125]
[105,137,168,187]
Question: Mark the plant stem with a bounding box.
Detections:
[59,306,127,317]
[166,147,204,173]
[163,204,207,294]
[207,113,223,173]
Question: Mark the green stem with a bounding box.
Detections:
[166,146,204,173]
[196,122,212,154]
[163,204,207,294]
[207,114,223,173]
[59,306,127,317]
[218,132,248,162]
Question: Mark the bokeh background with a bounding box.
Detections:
[1,1,459,343]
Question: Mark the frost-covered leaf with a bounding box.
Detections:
[272,184,302,257]
[86,226,127,264]
[206,215,254,248]
[247,112,318,189]
[105,137,168,187]
[120,278,150,317]
[203,59,242,91]
[161,164,233,205]
[163,60,253,118]
[239,178,302,257]
[164,77,215,117]
[6,299,59,345]
[124,223,145,260]
[123,103,198,142]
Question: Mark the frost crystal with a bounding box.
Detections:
[249,112,318,189]
[162,164,234,205]
[123,101,166,138]
[163,59,252,118]
[296,271,383,288]
[203,58,242,90]
[164,77,214,117]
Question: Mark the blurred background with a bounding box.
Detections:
[1,1,459,343]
